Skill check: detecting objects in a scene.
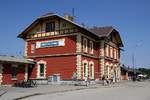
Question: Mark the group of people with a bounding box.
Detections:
[72,72,116,86]
[72,72,90,86]
[102,75,116,86]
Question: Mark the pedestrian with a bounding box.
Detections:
[72,72,77,85]
[84,76,88,86]
[102,75,107,86]
[106,76,109,85]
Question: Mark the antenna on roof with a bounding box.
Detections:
[72,8,76,21]
[72,8,75,17]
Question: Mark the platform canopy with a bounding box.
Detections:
[0,55,35,64]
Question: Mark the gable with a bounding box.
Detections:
[19,16,78,39]
[108,29,123,47]
[18,14,100,40]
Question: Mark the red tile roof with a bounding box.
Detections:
[89,26,114,37]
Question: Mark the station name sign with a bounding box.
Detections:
[36,39,65,48]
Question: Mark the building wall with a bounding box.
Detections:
[2,63,25,84]
[27,36,76,57]
[30,56,76,80]
[121,70,129,80]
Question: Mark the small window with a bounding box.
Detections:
[12,67,17,79]
[84,63,87,77]
[62,23,67,28]
[90,64,93,78]
[83,38,88,53]
[46,22,55,32]
[106,65,109,78]
[114,48,116,59]
[89,62,94,79]
[31,44,35,53]
[89,41,93,54]
[110,47,113,58]
[39,64,45,77]
[106,45,109,57]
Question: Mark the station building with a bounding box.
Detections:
[15,13,123,83]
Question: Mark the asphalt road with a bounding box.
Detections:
[23,81,150,100]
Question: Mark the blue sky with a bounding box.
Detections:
[0,0,150,68]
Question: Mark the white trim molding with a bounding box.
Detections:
[76,55,82,79]
[76,34,82,79]
[24,64,28,81]
[100,40,105,77]
[37,60,47,79]
[0,64,3,85]
[24,41,28,56]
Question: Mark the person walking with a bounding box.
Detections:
[84,76,88,86]
[72,72,77,85]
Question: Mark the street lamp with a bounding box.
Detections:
[132,42,142,82]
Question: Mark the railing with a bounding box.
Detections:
[28,28,78,39]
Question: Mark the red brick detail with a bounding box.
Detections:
[30,56,76,80]
[2,64,25,85]
[27,36,76,56]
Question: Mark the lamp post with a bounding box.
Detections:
[132,42,141,82]
[132,52,136,82]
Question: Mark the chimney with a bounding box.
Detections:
[64,14,74,21]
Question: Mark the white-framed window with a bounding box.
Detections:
[110,47,113,58]
[110,64,114,78]
[82,60,88,79]
[31,44,36,53]
[89,61,94,79]
[39,64,45,77]
[114,48,116,59]
[106,45,109,57]
[46,22,55,32]
[89,41,93,54]
[116,49,118,60]
[11,65,17,80]
[83,38,88,53]
[37,60,46,78]
[106,65,109,78]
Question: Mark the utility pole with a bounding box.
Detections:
[132,52,136,81]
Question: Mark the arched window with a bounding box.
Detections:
[105,62,109,78]
[82,60,88,79]
[106,65,109,78]
[89,61,94,79]
[83,38,88,53]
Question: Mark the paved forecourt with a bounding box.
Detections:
[22,81,150,100]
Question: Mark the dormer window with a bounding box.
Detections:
[46,22,55,32]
